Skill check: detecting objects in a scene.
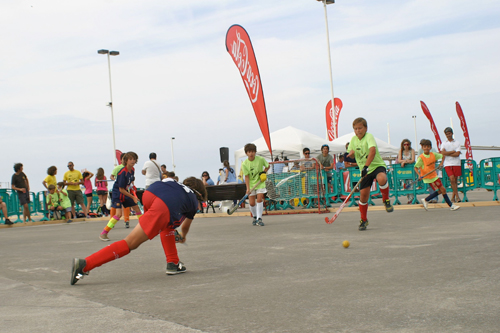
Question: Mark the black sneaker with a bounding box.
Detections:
[125,221,130,228]
[4,219,13,225]
[384,199,394,213]
[70,258,88,285]
[359,219,369,231]
[252,217,258,226]
[166,261,187,275]
[257,218,265,226]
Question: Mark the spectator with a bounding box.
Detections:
[397,139,416,204]
[300,148,315,171]
[11,163,32,222]
[82,170,94,216]
[42,166,58,191]
[272,157,284,174]
[201,171,215,186]
[161,164,168,179]
[441,127,462,203]
[46,184,64,220]
[63,161,87,218]
[95,168,109,216]
[142,152,162,189]
[343,142,358,168]
[222,160,237,183]
[216,168,224,185]
[57,182,73,222]
[291,161,300,171]
[335,154,345,171]
[166,171,176,180]
[283,157,290,172]
[0,196,13,225]
[316,144,334,184]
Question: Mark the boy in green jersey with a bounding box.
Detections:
[346,117,393,231]
[241,143,270,226]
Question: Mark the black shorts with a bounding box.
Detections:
[359,166,387,190]
[96,190,107,196]
[17,192,30,205]
[85,193,93,198]
[111,194,136,209]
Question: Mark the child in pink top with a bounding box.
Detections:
[82,170,94,216]
[95,168,109,216]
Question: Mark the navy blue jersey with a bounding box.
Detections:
[112,167,135,199]
[146,179,198,228]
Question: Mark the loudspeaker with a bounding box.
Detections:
[220,147,229,163]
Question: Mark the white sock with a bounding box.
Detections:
[250,205,256,218]
[256,202,263,219]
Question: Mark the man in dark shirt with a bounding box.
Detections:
[11,163,32,222]
[343,142,358,168]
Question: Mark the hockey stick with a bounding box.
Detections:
[404,165,442,189]
[324,175,365,224]
[227,179,263,215]
[275,173,302,187]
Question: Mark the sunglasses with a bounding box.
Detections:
[67,165,73,167]
[304,152,310,155]
[403,144,409,146]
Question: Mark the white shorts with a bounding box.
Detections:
[249,188,267,197]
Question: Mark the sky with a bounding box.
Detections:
[1,0,499,192]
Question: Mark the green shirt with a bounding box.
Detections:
[415,152,443,183]
[58,189,72,209]
[241,156,269,190]
[112,164,125,178]
[46,192,60,207]
[348,132,386,174]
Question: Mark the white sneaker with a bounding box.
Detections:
[450,204,460,211]
[422,199,429,211]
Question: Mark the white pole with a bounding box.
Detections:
[107,53,117,166]
[171,137,176,173]
[387,123,390,144]
[412,115,417,146]
[322,0,336,140]
[450,117,454,132]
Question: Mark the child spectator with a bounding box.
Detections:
[57,182,73,222]
[11,163,32,223]
[415,139,460,211]
[95,168,109,216]
[335,154,345,171]
[241,143,270,226]
[0,196,13,225]
[42,166,58,191]
[82,170,94,217]
[347,117,393,231]
[222,160,237,183]
[46,184,64,220]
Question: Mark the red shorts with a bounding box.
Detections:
[445,166,461,177]
[139,191,172,240]
[429,178,443,191]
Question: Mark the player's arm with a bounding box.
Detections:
[177,218,193,243]
[245,175,251,194]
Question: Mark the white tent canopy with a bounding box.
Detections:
[234,126,399,174]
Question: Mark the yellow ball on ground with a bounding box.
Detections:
[342,240,350,248]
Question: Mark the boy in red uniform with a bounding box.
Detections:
[414,139,460,211]
[70,177,206,284]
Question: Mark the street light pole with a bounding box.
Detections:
[412,115,417,146]
[98,49,120,166]
[316,0,336,138]
[171,137,176,173]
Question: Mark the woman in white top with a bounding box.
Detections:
[398,139,415,204]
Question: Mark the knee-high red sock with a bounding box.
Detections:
[359,201,368,221]
[84,240,130,272]
[160,229,179,264]
[379,181,390,201]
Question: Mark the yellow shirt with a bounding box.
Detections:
[44,175,57,188]
[64,170,83,191]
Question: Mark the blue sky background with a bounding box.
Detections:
[1,0,499,191]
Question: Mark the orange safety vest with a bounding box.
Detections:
[419,153,437,179]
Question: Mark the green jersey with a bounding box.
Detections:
[348,132,386,174]
[46,192,60,207]
[241,155,269,190]
[112,164,125,178]
[58,189,72,209]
